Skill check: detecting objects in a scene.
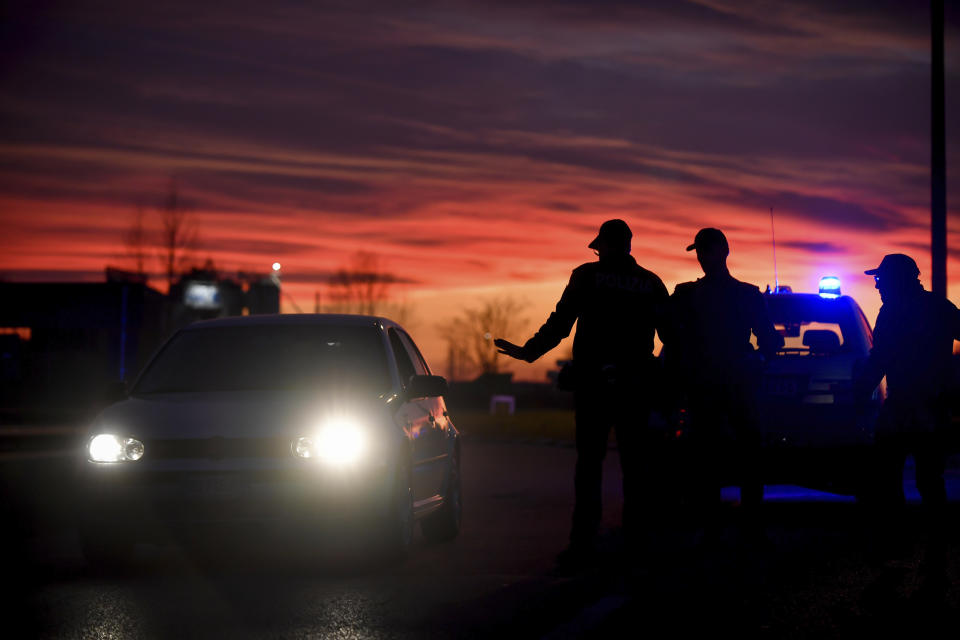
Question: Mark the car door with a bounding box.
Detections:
[398,329,451,499]
[388,328,445,503]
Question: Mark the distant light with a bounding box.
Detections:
[819,276,842,299]
[272,262,282,271]
[184,282,222,309]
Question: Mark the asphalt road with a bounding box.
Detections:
[3,440,960,638]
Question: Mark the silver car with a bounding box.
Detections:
[80,314,461,564]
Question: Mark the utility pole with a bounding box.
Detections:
[932,0,946,297]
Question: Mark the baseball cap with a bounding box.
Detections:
[864,253,920,278]
[588,219,632,250]
[686,227,729,253]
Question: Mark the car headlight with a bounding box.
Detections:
[88,434,145,462]
[293,417,367,465]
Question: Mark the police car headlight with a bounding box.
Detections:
[294,417,367,466]
[88,434,145,462]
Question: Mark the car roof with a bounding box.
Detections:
[764,292,862,311]
[183,313,399,331]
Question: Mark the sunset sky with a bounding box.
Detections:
[2,1,958,380]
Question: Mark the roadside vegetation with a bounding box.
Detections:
[449,409,574,442]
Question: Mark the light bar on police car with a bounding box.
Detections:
[818,276,841,299]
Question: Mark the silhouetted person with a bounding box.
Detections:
[856,254,960,586]
[495,219,669,568]
[668,228,782,537]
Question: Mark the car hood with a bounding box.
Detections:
[92,390,391,440]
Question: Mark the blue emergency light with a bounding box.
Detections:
[818,276,841,299]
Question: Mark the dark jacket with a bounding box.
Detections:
[522,254,669,376]
[669,271,782,383]
[860,288,960,403]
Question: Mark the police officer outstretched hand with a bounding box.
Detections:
[493,339,530,362]
[496,219,669,571]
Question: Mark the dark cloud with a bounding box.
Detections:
[0,269,106,282]
[3,0,947,170]
[350,230,532,249]
[1,220,123,239]
[541,201,582,212]
[372,237,449,248]
[901,242,960,263]
[779,240,846,254]
[197,237,323,256]
[278,269,419,286]
[508,271,543,281]
[181,171,380,214]
[721,189,909,232]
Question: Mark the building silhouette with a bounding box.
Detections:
[0,267,279,422]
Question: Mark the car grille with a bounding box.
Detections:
[147,437,291,460]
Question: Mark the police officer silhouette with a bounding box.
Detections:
[857,255,959,550]
[495,219,669,567]
[669,228,782,535]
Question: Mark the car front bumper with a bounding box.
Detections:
[79,460,396,539]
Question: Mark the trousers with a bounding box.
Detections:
[872,398,949,508]
[570,381,650,546]
[685,375,764,513]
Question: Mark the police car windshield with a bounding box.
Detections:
[134,324,391,394]
[762,296,863,357]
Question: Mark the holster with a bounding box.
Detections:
[556,361,577,392]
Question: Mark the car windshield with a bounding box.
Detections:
[762,296,869,356]
[134,324,390,394]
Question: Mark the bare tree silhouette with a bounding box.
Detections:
[437,296,528,379]
[159,181,198,292]
[123,206,149,277]
[327,252,390,315]
[326,252,415,325]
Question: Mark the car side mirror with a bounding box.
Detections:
[405,375,448,399]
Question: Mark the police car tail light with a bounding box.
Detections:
[818,276,841,299]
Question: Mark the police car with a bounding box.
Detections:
[757,277,883,496]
